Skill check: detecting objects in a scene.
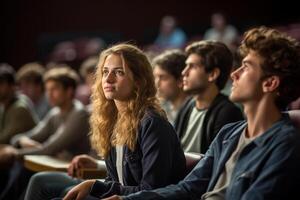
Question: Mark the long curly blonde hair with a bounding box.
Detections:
[90,43,166,158]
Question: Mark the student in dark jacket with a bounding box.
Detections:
[174,40,243,154]
[24,43,186,200]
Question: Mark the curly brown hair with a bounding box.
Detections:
[239,26,300,110]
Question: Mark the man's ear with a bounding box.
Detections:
[208,68,220,82]
[262,75,280,93]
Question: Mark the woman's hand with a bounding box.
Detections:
[63,180,95,200]
[68,154,98,177]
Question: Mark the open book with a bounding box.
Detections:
[24,155,107,179]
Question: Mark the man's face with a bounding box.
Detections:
[182,54,211,95]
[230,50,265,104]
[153,65,182,101]
[18,80,41,100]
[45,80,70,107]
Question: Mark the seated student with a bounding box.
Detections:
[0,63,38,144]
[153,16,187,51]
[104,26,300,200]
[203,12,239,52]
[174,40,243,154]
[6,66,90,159]
[16,62,51,120]
[0,63,38,192]
[152,49,189,125]
[0,66,90,200]
[24,43,186,200]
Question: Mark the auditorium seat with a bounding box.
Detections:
[288,110,300,130]
[184,152,203,175]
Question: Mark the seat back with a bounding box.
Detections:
[288,110,300,130]
[184,152,203,175]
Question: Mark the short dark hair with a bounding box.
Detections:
[0,63,15,85]
[239,26,300,110]
[185,40,233,90]
[152,49,186,80]
[43,66,79,90]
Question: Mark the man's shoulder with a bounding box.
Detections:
[217,120,247,139]
[68,100,89,117]
[180,97,196,111]
[12,94,32,109]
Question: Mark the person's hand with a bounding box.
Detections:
[68,154,98,177]
[102,195,122,200]
[18,136,42,148]
[63,180,95,200]
[0,145,18,168]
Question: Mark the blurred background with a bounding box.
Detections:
[1,0,299,70]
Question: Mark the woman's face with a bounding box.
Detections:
[101,54,135,102]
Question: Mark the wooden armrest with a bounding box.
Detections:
[24,155,69,172]
[79,168,107,179]
[24,155,108,180]
[78,159,107,179]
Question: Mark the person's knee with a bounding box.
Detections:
[29,171,54,186]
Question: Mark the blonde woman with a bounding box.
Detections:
[23,44,186,200]
[64,43,186,199]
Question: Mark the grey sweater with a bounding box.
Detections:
[11,100,90,158]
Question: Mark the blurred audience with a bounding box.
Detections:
[150,15,187,52]
[48,37,105,71]
[0,66,90,200]
[204,12,239,52]
[0,63,38,144]
[75,56,98,106]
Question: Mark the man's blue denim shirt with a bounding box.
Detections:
[123,114,300,200]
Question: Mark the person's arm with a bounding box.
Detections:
[65,142,215,200]
[120,146,216,200]
[17,109,89,156]
[0,106,36,144]
[10,108,55,147]
[240,135,300,200]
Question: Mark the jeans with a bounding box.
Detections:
[24,171,82,200]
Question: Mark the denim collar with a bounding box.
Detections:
[225,114,291,148]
